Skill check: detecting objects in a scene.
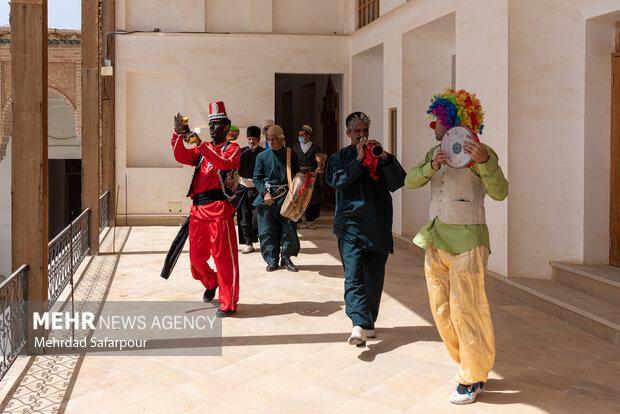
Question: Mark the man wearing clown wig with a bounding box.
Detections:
[405,89,508,404]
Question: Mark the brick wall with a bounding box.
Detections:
[0,29,82,161]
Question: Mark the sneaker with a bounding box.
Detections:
[241,244,254,254]
[307,221,316,229]
[364,329,376,338]
[347,326,367,346]
[203,288,216,303]
[266,263,278,272]
[449,383,482,405]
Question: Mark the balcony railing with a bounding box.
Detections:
[0,265,28,381]
[99,190,109,231]
[47,208,90,310]
[357,0,380,29]
[1,192,111,381]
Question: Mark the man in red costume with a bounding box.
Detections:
[171,101,241,317]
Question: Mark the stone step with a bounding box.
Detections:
[550,261,620,306]
[486,274,620,345]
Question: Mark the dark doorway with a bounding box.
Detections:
[281,90,294,147]
[48,159,82,239]
[275,74,342,207]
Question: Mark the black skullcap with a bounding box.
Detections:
[247,126,261,138]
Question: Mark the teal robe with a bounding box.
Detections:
[253,148,300,265]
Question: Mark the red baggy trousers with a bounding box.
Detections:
[189,204,240,312]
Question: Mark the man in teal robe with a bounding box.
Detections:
[326,111,406,346]
[253,125,300,272]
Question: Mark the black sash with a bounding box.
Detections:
[192,188,227,205]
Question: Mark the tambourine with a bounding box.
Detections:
[440,126,480,168]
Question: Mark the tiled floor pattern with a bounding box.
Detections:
[1,225,618,413]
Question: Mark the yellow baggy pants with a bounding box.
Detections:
[424,246,495,385]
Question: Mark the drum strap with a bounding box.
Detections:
[286,147,293,190]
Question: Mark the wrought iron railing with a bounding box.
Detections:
[0,192,111,381]
[0,265,28,381]
[48,209,90,309]
[99,190,109,231]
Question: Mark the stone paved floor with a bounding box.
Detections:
[2,225,619,413]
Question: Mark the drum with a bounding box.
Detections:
[280,172,315,222]
[440,126,480,168]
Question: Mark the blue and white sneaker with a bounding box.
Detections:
[449,382,484,404]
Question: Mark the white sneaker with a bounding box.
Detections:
[449,383,483,405]
[365,329,376,338]
[347,326,367,346]
[241,244,254,254]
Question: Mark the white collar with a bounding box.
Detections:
[300,141,313,153]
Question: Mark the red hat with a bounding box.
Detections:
[208,101,228,122]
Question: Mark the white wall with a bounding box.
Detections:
[115,32,350,220]
[402,13,455,237]
[352,44,384,144]
[118,0,353,34]
[457,0,509,275]
[205,0,251,33]
[508,0,585,278]
[381,0,407,16]
[273,0,351,35]
[122,0,205,32]
[0,142,10,276]
[558,0,620,19]
[125,72,183,168]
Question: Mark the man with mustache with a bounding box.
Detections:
[326,111,406,346]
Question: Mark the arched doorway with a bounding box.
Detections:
[0,101,12,277]
[0,88,81,277]
[46,88,81,238]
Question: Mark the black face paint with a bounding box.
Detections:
[209,120,229,144]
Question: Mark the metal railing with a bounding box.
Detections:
[99,190,109,231]
[0,265,28,381]
[1,192,110,381]
[47,208,90,309]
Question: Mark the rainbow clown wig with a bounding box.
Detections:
[427,88,485,134]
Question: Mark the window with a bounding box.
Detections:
[388,107,397,160]
[357,0,380,29]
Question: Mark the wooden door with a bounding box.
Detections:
[611,55,620,266]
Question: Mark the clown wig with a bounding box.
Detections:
[427,89,485,134]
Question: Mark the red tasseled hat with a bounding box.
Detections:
[208,101,228,122]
